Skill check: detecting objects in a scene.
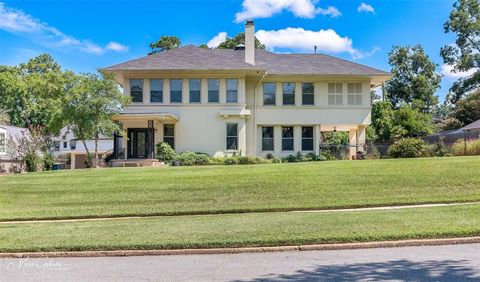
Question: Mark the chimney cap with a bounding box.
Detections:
[245,20,254,26]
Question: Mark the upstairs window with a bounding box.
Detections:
[189,79,201,103]
[130,79,143,103]
[70,139,76,150]
[302,83,314,105]
[208,79,220,103]
[53,141,60,152]
[262,127,274,151]
[226,123,238,150]
[282,126,294,151]
[150,79,163,103]
[302,127,314,151]
[283,82,295,105]
[0,132,5,153]
[63,141,68,149]
[226,79,238,103]
[263,82,276,105]
[328,83,343,105]
[163,124,175,149]
[347,83,363,105]
[170,79,183,103]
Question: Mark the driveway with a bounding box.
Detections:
[1,244,479,281]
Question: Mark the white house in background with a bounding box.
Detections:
[103,21,390,163]
[0,124,29,173]
[51,127,113,169]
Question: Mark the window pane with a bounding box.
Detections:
[302,94,314,105]
[283,94,295,105]
[336,83,343,93]
[170,79,182,103]
[302,138,313,151]
[348,94,355,105]
[226,123,238,150]
[282,126,294,151]
[302,127,313,138]
[336,95,343,105]
[282,83,295,94]
[189,79,201,103]
[226,79,238,103]
[262,127,274,151]
[208,79,219,103]
[302,83,314,94]
[328,95,336,105]
[130,79,143,102]
[262,127,274,138]
[263,82,276,105]
[164,124,175,149]
[347,83,355,94]
[150,79,163,103]
[328,83,335,93]
[226,123,238,136]
[355,83,362,93]
[355,95,363,105]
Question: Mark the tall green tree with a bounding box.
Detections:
[371,101,394,142]
[441,0,480,103]
[217,32,266,49]
[453,90,480,126]
[149,36,181,54]
[65,71,128,168]
[0,54,73,138]
[386,45,441,113]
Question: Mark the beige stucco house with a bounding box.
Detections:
[104,21,390,162]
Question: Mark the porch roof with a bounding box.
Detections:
[112,113,179,122]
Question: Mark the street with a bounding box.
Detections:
[1,244,479,281]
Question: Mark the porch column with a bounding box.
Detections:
[349,128,357,160]
[70,152,75,170]
[314,125,321,155]
[357,125,366,152]
[238,119,247,156]
[147,120,155,159]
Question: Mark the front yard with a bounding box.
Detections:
[1,156,480,252]
[1,156,480,221]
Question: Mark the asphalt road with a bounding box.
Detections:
[1,244,480,281]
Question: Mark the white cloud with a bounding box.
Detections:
[0,2,128,55]
[358,3,375,13]
[106,41,129,52]
[235,0,340,22]
[441,64,478,79]
[207,32,228,48]
[255,27,379,59]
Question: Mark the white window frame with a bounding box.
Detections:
[347,83,363,106]
[328,83,343,106]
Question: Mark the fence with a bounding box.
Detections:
[423,129,480,145]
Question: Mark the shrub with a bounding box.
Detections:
[208,157,225,165]
[156,142,177,162]
[43,153,55,171]
[452,139,480,156]
[224,157,239,165]
[24,153,41,172]
[427,142,451,157]
[271,157,282,163]
[265,153,274,160]
[388,138,427,158]
[175,152,198,166]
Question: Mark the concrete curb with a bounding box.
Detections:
[1,237,480,258]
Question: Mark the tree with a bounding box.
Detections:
[386,45,441,113]
[0,110,9,124]
[441,0,480,103]
[371,101,394,142]
[0,54,73,138]
[392,105,435,138]
[217,32,266,49]
[65,71,128,168]
[453,90,480,126]
[149,36,181,54]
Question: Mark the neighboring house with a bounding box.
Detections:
[51,127,113,169]
[0,124,29,173]
[104,21,391,162]
[425,119,480,144]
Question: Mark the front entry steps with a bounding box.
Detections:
[110,159,165,168]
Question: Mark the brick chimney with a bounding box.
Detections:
[245,20,255,65]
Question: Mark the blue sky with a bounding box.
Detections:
[0,0,468,101]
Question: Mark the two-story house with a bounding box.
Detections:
[104,21,390,163]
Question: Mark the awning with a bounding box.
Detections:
[112,113,179,122]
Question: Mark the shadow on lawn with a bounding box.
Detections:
[241,259,479,282]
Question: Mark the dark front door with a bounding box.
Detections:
[127,128,149,159]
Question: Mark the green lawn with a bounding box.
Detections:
[1,156,480,221]
[1,204,480,252]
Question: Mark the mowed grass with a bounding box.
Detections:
[1,204,480,252]
[0,156,480,221]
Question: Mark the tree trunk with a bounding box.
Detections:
[81,139,92,168]
[94,133,99,168]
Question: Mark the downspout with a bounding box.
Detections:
[253,72,267,156]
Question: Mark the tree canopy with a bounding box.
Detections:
[149,36,181,54]
[441,0,480,103]
[386,45,441,113]
[0,54,74,137]
[216,32,266,49]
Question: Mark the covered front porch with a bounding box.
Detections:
[111,113,179,163]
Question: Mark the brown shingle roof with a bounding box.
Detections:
[104,45,390,76]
